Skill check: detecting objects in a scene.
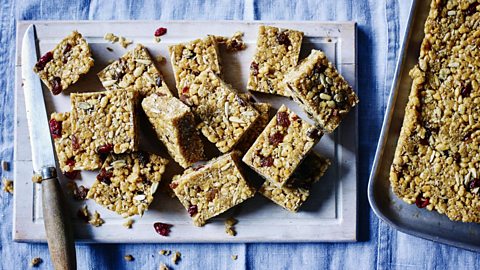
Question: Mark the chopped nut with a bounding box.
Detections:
[2,177,13,194]
[231,255,238,260]
[171,251,181,265]
[159,263,170,270]
[225,217,238,236]
[31,173,42,184]
[119,36,133,48]
[123,219,134,229]
[29,257,42,267]
[2,160,9,171]
[104,32,119,43]
[124,254,134,261]
[159,249,171,256]
[88,211,104,227]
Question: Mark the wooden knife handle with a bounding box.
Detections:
[41,167,77,270]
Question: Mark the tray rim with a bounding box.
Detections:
[13,19,358,243]
[367,0,480,252]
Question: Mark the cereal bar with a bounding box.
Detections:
[97,44,171,97]
[259,152,331,212]
[87,152,168,216]
[247,26,303,96]
[33,31,94,95]
[234,98,272,153]
[390,0,480,223]
[141,93,205,168]
[168,36,222,94]
[71,89,139,169]
[170,151,255,226]
[243,105,323,187]
[183,70,260,153]
[284,49,359,133]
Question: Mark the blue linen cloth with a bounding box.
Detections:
[1,0,479,269]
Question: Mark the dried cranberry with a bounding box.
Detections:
[423,40,431,52]
[250,62,259,76]
[66,158,75,167]
[206,188,218,202]
[276,111,291,128]
[153,222,172,236]
[71,135,80,151]
[466,3,479,16]
[468,178,480,192]
[169,182,178,189]
[154,27,167,37]
[63,43,72,54]
[463,132,472,142]
[181,86,189,94]
[269,131,284,146]
[51,77,62,95]
[454,152,461,164]
[277,32,291,47]
[35,51,53,71]
[73,185,88,200]
[229,39,242,51]
[64,170,79,180]
[49,118,62,139]
[307,128,322,140]
[415,194,429,208]
[156,76,163,87]
[97,144,113,154]
[138,151,150,165]
[260,156,274,167]
[188,205,198,217]
[97,168,113,185]
[461,83,472,98]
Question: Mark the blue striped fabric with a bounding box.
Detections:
[1,0,479,269]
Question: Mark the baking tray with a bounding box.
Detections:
[368,0,480,252]
[14,20,358,243]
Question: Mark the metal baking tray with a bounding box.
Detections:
[368,0,480,252]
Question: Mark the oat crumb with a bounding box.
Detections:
[154,36,161,43]
[88,210,104,227]
[2,177,13,194]
[216,31,246,52]
[231,255,238,260]
[2,160,9,171]
[104,32,119,43]
[119,36,133,48]
[124,254,134,261]
[171,251,181,265]
[29,257,42,267]
[159,249,171,256]
[159,263,170,270]
[224,217,238,236]
[123,218,134,229]
[31,173,42,184]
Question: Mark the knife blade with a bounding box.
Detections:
[22,24,77,270]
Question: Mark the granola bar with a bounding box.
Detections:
[97,44,171,97]
[141,93,205,168]
[390,0,480,223]
[87,152,168,216]
[284,50,359,133]
[170,151,255,226]
[183,70,260,153]
[33,31,94,95]
[234,100,272,153]
[71,89,139,169]
[50,112,101,171]
[247,26,303,96]
[259,152,331,212]
[243,105,323,187]
[168,36,222,94]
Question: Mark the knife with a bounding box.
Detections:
[22,24,77,270]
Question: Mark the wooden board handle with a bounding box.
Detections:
[41,171,77,270]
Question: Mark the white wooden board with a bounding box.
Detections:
[14,20,357,243]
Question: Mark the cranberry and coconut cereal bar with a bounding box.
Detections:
[141,93,205,168]
[243,105,323,187]
[97,44,171,97]
[284,49,359,133]
[33,31,94,95]
[390,0,480,223]
[247,26,303,96]
[259,152,331,212]
[87,152,168,216]
[70,89,139,169]
[234,100,272,153]
[183,69,260,153]
[170,151,255,226]
[168,36,222,94]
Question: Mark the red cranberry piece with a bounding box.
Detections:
[66,158,75,167]
[468,178,480,192]
[277,32,291,47]
[188,205,198,217]
[51,77,62,95]
[276,111,291,128]
[250,62,259,76]
[153,222,172,236]
[154,27,167,37]
[35,51,53,71]
[415,194,429,208]
[73,185,89,200]
[49,118,62,139]
[64,170,79,180]
[206,188,218,202]
[260,156,274,167]
[181,86,189,94]
[97,144,113,154]
[269,131,284,146]
[461,83,472,98]
[71,135,80,151]
[97,168,113,185]
[63,43,72,54]
[169,182,178,189]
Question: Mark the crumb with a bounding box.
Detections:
[31,173,42,184]
[124,254,134,261]
[119,36,132,48]
[159,263,170,270]
[88,210,104,227]
[231,255,238,260]
[123,218,134,229]
[171,251,181,265]
[155,55,166,64]
[159,249,171,256]
[154,36,161,43]
[216,31,246,52]
[2,177,13,194]
[104,32,119,43]
[153,222,173,236]
[29,257,42,267]
[73,185,89,200]
[2,160,9,171]
[106,47,114,52]
[77,205,90,223]
[224,217,238,236]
